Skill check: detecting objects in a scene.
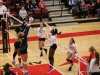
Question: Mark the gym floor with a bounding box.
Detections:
[0,22,100,75]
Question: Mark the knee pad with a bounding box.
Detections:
[23,62,27,64]
[18,56,21,58]
[69,60,73,63]
[49,57,54,61]
[66,59,69,62]
[13,52,17,57]
[39,48,42,50]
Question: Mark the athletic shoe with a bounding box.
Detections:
[40,53,43,57]
[47,67,54,73]
[18,64,23,68]
[16,72,19,75]
[44,49,47,54]
[24,70,29,75]
[12,61,16,65]
[68,67,72,71]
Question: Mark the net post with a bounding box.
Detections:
[2,19,8,53]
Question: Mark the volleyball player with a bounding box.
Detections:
[17,18,30,75]
[37,22,48,57]
[2,63,18,75]
[12,28,21,67]
[44,28,61,73]
[87,46,96,63]
[66,37,77,71]
[17,26,30,75]
[12,21,27,67]
[89,52,100,75]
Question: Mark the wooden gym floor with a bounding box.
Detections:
[0,22,100,75]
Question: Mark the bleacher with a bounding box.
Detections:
[2,0,100,29]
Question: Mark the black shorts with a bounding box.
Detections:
[20,50,27,54]
[92,72,100,75]
[14,41,20,49]
[39,38,45,41]
[50,44,57,50]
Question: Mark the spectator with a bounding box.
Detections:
[12,0,22,5]
[72,4,81,18]
[68,0,77,13]
[19,6,27,21]
[89,52,100,75]
[81,1,89,18]
[24,0,30,10]
[38,0,46,9]
[38,0,46,21]
[94,0,100,18]
[21,0,26,6]
[30,0,38,10]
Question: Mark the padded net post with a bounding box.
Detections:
[2,19,8,53]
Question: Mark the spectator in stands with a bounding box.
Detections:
[89,52,100,75]
[81,1,89,18]
[24,0,32,11]
[0,0,7,26]
[21,0,26,6]
[19,6,27,21]
[38,0,46,21]
[94,0,100,18]
[38,0,46,9]
[12,0,22,5]
[72,3,81,18]
[68,0,77,13]
[30,0,38,10]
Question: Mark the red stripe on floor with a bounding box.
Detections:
[0,30,100,44]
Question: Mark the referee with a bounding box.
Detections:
[0,0,7,26]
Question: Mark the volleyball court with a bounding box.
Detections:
[0,11,100,75]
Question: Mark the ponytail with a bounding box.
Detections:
[95,52,100,66]
[53,28,61,35]
[3,63,10,73]
[90,46,96,52]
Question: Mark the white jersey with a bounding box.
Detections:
[37,27,48,38]
[0,5,7,15]
[89,58,100,72]
[68,43,77,54]
[45,35,56,46]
